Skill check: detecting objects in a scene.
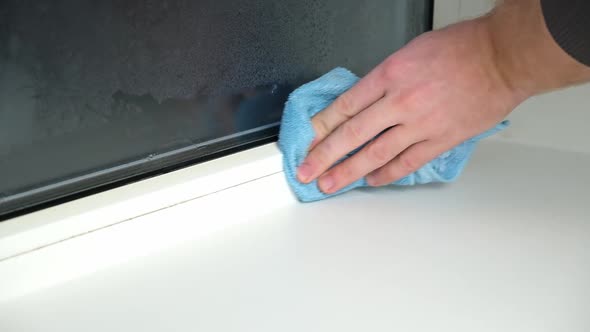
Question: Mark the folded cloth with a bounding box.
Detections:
[278,67,509,202]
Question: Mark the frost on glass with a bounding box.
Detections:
[0,0,430,205]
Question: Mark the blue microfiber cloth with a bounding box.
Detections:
[278,67,509,202]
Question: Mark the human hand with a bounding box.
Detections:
[296,19,529,194]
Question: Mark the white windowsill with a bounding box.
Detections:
[0,143,286,261]
[1,139,589,331]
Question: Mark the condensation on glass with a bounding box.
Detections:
[0,0,432,216]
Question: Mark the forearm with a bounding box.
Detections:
[485,0,590,97]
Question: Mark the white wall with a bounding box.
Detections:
[434,0,590,154]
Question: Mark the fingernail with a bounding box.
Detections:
[297,162,312,183]
[319,175,335,193]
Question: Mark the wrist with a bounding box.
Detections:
[454,16,532,109]
[485,0,590,98]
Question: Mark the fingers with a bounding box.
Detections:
[310,68,386,149]
[366,140,451,187]
[297,96,400,184]
[315,125,420,194]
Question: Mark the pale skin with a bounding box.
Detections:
[297,0,590,194]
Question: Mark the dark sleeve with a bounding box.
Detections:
[541,0,590,66]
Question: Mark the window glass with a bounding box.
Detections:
[0,0,432,217]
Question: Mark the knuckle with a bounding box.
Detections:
[385,94,400,110]
[395,83,438,117]
[366,141,391,165]
[396,89,422,111]
[331,164,352,182]
[313,116,331,138]
[373,168,396,185]
[312,143,332,167]
[398,153,420,173]
[341,121,364,143]
[381,57,401,81]
[334,93,355,118]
